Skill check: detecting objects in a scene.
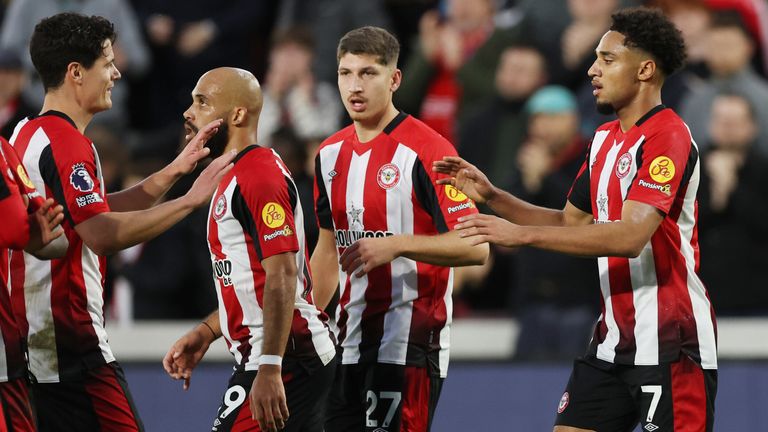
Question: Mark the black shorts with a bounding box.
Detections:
[0,378,35,431]
[31,362,144,432]
[212,354,337,432]
[555,355,717,432]
[325,361,444,432]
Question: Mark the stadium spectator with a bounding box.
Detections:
[681,11,768,155]
[0,0,150,130]
[312,26,488,431]
[164,67,336,432]
[506,86,599,361]
[258,28,341,145]
[436,8,717,431]
[698,92,768,315]
[0,48,35,140]
[9,13,234,430]
[396,0,526,144]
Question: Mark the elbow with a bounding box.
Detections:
[84,238,113,256]
[468,242,490,266]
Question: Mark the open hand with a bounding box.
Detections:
[432,156,496,204]
[339,236,399,278]
[171,119,223,176]
[455,213,525,248]
[162,325,213,390]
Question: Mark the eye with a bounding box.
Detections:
[339,70,349,76]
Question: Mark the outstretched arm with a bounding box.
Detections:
[76,149,235,255]
[433,156,570,226]
[108,120,222,211]
[456,200,663,258]
[339,230,488,278]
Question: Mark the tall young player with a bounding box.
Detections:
[311,26,489,431]
[435,8,717,432]
[10,13,234,431]
[163,68,336,432]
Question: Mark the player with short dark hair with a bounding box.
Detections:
[435,8,717,432]
[312,26,489,431]
[163,67,337,432]
[9,12,234,431]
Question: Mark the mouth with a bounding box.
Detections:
[348,96,367,112]
[591,82,603,96]
[184,122,198,141]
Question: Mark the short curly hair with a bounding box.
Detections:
[30,13,116,92]
[610,7,686,76]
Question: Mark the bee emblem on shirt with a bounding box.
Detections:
[377,163,400,189]
[649,156,675,183]
[262,202,286,229]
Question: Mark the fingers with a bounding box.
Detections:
[183,375,191,391]
[162,350,175,375]
[190,119,223,149]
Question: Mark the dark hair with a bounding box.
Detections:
[272,26,315,52]
[337,26,399,66]
[30,13,116,92]
[710,10,752,39]
[610,7,686,76]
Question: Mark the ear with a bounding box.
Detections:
[67,62,84,84]
[637,59,656,82]
[391,68,402,92]
[231,107,247,126]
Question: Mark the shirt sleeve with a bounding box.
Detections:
[0,144,30,249]
[45,135,110,226]
[626,127,694,214]
[2,139,43,212]
[234,167,300,261]
[413,138,480,233]
[313,152,334,230]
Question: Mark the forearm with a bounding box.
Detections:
[310,251,339,311]
[398,230,488,267]
[522,222,645,258]
[261,272,294,357]
[487,186,566,226]
[199,310,221,341]
[108,165,181,211]
[79,197,195,255]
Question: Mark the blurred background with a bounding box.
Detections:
[2,0,767,430]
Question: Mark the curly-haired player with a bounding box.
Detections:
[434,7,717,431]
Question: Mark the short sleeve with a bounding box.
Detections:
[626,127,694,214]
[45,136,109,225]
[2,139,43,212]
[313,153,333,230]
[0,142,30,249]
[234,169,300,261]
[413,138,480,233]
[567,159,592,214]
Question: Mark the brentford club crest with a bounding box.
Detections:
[377,163,400,189]
[213,194,227,220]
[557,391,569,414]
[616,152,633,179]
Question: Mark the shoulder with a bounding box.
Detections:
[391,115,455,156]
[319,125,355,150]
[595,119,620,133]
[234,147,290,189]
[642,109,692,146]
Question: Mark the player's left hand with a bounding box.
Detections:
[25,198,65,252]
[455,214,526,248]
[339,236,400,278]
[171,119,222,176]
[250,365,289,432]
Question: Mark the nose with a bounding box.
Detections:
[183,107,193,122]
[113,65,122,80]
[348,75,362,93]
[588,60,599,79]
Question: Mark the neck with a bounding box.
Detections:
[616,87,663,132]
[225,127,258,155]
[40,90,93,133]
[353,104,400,143]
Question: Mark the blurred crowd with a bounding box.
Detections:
[1,0,767,361]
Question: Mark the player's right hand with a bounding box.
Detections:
[184,149,237,207]
[25,198,65,252]
[250,365,289,432]
[162,325,213,390]
[432,156,496,204]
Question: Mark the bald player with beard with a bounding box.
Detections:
[164,68,337,432]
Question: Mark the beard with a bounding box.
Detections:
[596,102,615,115]
[185,118,230,159]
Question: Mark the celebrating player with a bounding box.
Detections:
[434,8,717,432]
[163,67,336,432]
[311,26,489,431]
[9,13,234,431]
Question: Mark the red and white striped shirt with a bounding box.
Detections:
[0,137,41,382]
[208,146,335,370]
[314,113,478,377]
[9,112,113,382]
[568,105,717,369]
